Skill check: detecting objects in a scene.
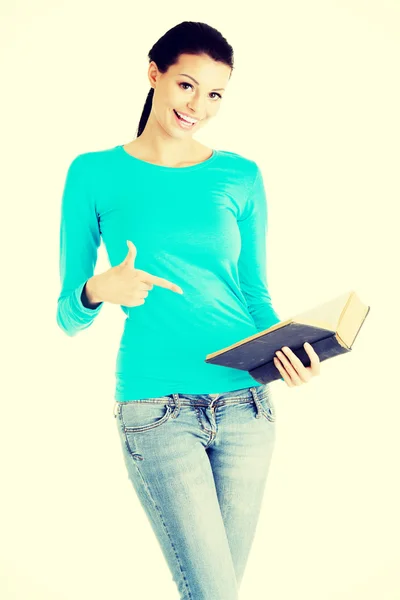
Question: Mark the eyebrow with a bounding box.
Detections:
[178,73,225,91]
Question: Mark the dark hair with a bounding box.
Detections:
[136,21,234,137]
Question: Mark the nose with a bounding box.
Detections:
[187,97,206,116]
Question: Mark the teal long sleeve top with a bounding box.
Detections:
[57,144,281,401]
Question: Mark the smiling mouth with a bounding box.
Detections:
[173,109,199,125]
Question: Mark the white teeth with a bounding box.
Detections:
[176,111,197,124]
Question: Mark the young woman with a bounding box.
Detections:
[57,20,320,600]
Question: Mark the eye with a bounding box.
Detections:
[179,82,222,100]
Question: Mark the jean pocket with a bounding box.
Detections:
[258,391,276,423]
[120,401,173,433]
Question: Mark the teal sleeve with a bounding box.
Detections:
[237,165,281,332]
[56,155,103,336]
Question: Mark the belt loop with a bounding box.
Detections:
[113,401,119,418]
[170,393,181,419]
[250,387,263,419]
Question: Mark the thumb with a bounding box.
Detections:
[122,240,137,269]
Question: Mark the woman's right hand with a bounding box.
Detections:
[94,240,184,307]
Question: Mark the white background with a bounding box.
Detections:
[1,1,399,598]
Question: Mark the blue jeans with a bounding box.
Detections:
[112,382,277,600]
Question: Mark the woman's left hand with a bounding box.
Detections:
[274,342,320,387]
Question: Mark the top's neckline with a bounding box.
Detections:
[115,144,218,171]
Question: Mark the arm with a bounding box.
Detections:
[56,155,104,336]
[237,164,281,332]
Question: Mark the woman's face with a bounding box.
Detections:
[148,53,231,138]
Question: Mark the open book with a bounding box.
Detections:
[205,290,370,384]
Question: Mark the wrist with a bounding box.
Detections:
[85,275,102,305]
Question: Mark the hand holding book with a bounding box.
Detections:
[205,291,370,387]
[274,342,320,387]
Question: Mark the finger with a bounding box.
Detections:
[276,351,304,385]
[304,342,321,374]
[124,240,137,268]
[280,346,306,370]
[273,356,285,382]
[273,357,294,387]
[281,346,315,380]
[140,271,183,294]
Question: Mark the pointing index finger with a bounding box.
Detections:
[143,271,183,294]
